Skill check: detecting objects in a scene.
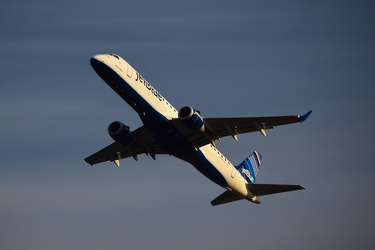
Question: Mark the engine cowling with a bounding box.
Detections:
[178,106,205,132]
[108,121,134,147]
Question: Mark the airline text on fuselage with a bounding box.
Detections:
[135,72,164,102]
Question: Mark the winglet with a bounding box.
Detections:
[299,110,312,122]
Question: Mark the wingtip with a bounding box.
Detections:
[300,110,312,122]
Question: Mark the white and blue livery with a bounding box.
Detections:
[85,53,312,206]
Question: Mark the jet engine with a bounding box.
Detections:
[108,121,134,147]
[178,106,205,132]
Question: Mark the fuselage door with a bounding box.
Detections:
[231,166,237,178]
[126,64,134,78]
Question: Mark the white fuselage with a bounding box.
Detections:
[91,54,254,201]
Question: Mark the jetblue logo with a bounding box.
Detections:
[241,166,254,182]
[135,72,164,102]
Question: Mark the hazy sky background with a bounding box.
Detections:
[1,0,374,249]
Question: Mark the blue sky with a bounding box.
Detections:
[1,0,374,249]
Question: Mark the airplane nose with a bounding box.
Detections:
[90,57,102,70]
[90,54,111,78]
[91,54,107,64]
[90,54,109,72]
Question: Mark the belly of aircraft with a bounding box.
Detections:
[141,118,228,188]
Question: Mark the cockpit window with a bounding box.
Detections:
[109,54,120,59]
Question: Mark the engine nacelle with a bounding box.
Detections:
[178,106,205,132]
[108,121,134,147]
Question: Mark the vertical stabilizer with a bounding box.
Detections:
[236,151,262,183]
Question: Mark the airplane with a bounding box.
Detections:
[85,53,312,206]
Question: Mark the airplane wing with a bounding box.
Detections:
[172,110,312,148]
[84,126,168,166]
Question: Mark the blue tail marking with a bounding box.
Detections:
[236,151,262,183]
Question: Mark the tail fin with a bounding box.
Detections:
[236,151,262,183]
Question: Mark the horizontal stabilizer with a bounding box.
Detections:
[210,190,243,206]
[246,183,304,196]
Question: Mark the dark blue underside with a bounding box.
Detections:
[91,59,227,188]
